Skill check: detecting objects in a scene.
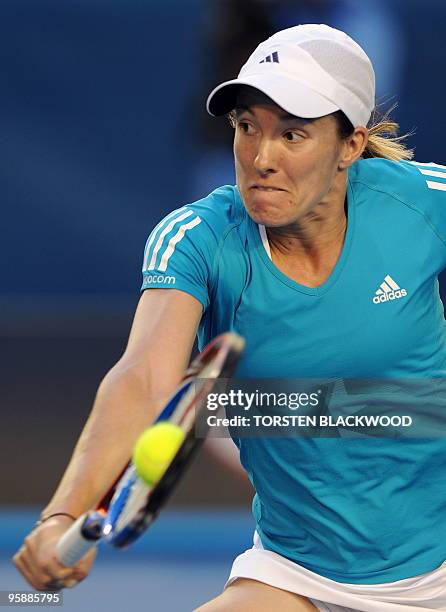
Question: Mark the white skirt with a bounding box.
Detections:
[226,532,446,611]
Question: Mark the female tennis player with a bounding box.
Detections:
[14,24,446,610]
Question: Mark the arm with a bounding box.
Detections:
[13,288,202,590]
[42,288,202,518]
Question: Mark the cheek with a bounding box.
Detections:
[234,144,251,182]
[233,136,246,162]
[234,157,243,187]
[233,130,260,164]
[299,147,339,184]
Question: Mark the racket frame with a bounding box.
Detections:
[55,332,244,565]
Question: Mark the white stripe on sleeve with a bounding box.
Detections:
[410,161,446,171]
[142,207,189,271]
[426,181,446,192]
[157,217,202,272]
[418,168,446,179]
[147,210,194,271]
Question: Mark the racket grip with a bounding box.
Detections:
[56,511,104,567]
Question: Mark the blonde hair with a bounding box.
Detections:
[227,105,415,162]
[362,106,414,161]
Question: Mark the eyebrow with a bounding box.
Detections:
[234,104,315,125]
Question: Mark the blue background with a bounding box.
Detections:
[1,1,446,610]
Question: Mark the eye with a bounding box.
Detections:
[284,131,304,143]
[237,121,255,134]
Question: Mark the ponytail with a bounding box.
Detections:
[334,106,414,162]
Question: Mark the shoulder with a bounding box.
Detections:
[143,185,246,274]
[349,158,446,210]
[348,158,446,246]
[180,185,246,243]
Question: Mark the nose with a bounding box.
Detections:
[253,137,278,175]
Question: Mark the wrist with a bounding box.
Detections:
[34,512,77,529]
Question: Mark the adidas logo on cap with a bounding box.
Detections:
[259,51,279,64]
[372,275,407,304]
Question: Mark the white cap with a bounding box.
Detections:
[206,24,375,128]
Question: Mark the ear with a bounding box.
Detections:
[338,127,368,170]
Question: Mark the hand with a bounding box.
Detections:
[12,516,97,591]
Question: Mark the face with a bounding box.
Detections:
[233,88,349,228]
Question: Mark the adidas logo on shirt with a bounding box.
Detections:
[372,275,407,304]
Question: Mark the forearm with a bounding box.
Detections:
[41,364,175,518]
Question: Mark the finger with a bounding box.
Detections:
[73,547,97,575]
[14,559,36,588]
[20,546,75,590]
[62,546,96,584]
[21,551,58,590]
[46,576,80,590]
[44,578,67,591]
[12,547,45,584]
[23,540,74,584]
[46,556,79,577]
[13,554,51,592]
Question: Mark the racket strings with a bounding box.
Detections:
[104,334,244,546]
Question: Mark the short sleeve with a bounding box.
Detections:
[399,161,446,247]
[355,158,446,253]
[141,206,217,310]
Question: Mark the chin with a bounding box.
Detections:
[242,199,294,228]
[245,208,290,228]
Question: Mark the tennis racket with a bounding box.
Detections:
[56,332,244,567]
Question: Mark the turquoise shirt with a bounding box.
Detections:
[141,158,446,584]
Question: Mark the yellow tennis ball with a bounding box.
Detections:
[133,422,185,486]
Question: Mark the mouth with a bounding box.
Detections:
[251,185,285,192]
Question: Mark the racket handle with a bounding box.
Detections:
[56,511,104,567]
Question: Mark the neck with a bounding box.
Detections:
[266,180,348,260]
